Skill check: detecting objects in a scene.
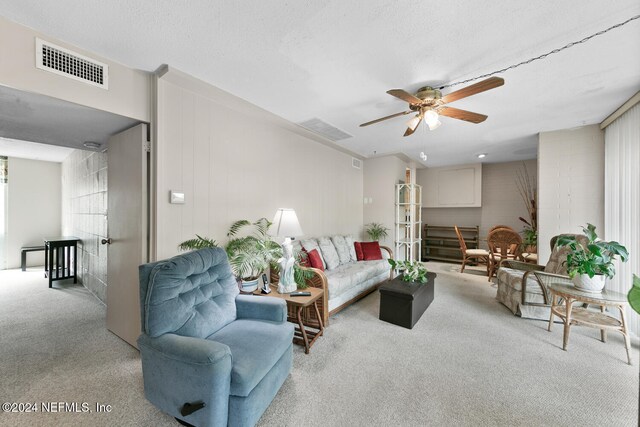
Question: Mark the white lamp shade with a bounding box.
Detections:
[269,208,304,237]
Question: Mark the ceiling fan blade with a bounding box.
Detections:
[439,107,488,124]
[441,77,504,104]
[403,117,422,137]
[359,111,412,127]
[387,89,423,105]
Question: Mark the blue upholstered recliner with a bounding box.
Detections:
[137,248,294,427]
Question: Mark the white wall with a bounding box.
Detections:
[6,157,61,268]
[363,155,408,250]
[154,68,364,260]
[0,16,151,122]
[538,125,604,264]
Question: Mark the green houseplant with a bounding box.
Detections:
[628,274,640,315]
[225,218,282,291]
[365,222,389,242]
[388,259,428,284]
[556,223,628,293]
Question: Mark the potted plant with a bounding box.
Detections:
[225,218,282,292]
[365,222,389,242]
[388,259,428,284]
[556,223,628,293]
[178,235,218,251]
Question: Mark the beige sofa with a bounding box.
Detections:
[293,236,392,325]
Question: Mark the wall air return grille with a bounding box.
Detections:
[297,118,352,142]
[352,158,362,169]
[35,38,108,89]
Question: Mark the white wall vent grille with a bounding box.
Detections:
[352,158,362,169]
[35,38,109,89]
[297,118,352,142]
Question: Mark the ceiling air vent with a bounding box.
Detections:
[35,38,108,89]
[298,118,352,142]
[352,158,362,169]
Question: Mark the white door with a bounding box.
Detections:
[105,123,149,348]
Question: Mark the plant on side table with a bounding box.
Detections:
[365,222,389,242]
[388,259,428,284]
[556,223,628,293]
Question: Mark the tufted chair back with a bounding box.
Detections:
[139,248,239,339]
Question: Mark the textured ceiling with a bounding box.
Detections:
[0,0,638,166]
[0,85,141,153]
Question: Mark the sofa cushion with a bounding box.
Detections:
[318,237,340,270]
[301,239,326,269]
[307,249,324,271]
[141,248,239,339]
[361,241,383,261]
[544,234,588,275]
[354,242,364,261]
[331,235,352,265]
[324,259,389,299]
[344,235,358,262]
[208,319,294,397]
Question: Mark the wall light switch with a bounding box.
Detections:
[170,191,185,204]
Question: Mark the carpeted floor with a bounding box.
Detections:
[1,264,638,426]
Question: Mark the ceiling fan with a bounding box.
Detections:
[360,76,504,136]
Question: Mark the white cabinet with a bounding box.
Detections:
[395,183,422,262]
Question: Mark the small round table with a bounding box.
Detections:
[548,282,631,364]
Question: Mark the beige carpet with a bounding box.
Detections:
[1,264,638,426]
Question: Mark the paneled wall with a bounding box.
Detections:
[61,150,108,302]
[5,157,61,269]
[155,68,364,260]
[363,155,408,250]
[538,125,604,264]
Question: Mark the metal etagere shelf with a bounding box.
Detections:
[395,183,422,262]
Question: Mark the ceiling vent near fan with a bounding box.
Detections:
[352,158,362,169]
[297,118,352,142]
[35,38,109,89]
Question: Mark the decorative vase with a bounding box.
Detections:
[572,273,606,293]
[241,278,259,293]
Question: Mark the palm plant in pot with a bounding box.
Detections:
[226,218,282,292]
[557,223,628,293]
[365,222,389,242]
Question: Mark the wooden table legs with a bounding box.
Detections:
[293,301,324,354]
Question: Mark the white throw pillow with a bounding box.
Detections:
[318,237,340,270]
[331,235,352,265]
[344,235,358,262]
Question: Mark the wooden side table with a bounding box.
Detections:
[44,236,80,288]
[253,285,324,354]
[548,282,631,365]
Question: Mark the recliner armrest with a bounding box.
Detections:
[137,333,231,365]
[235,294,287,323]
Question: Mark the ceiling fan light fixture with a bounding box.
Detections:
[424,110,441,131]
[407,115,421,130]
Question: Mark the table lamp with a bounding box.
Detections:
[269,208,304,293]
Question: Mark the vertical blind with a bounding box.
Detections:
[604,102,640,338]
[0,156,7,270]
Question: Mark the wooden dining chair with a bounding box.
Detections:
[454,225,490,274]
[487,228,522,280]
[488,225,515,233]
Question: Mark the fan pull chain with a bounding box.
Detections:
[439,14,640,90]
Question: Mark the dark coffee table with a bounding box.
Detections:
[379,272,436,329]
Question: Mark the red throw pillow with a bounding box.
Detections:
[299,248,311,267]
[307,249,325,271]
[361,241,383,261]
[354,242,364,261]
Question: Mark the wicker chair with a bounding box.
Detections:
[486,228,522,280]
[454,225,489,274]
[496,234,587,319]
[488,225,515,233]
